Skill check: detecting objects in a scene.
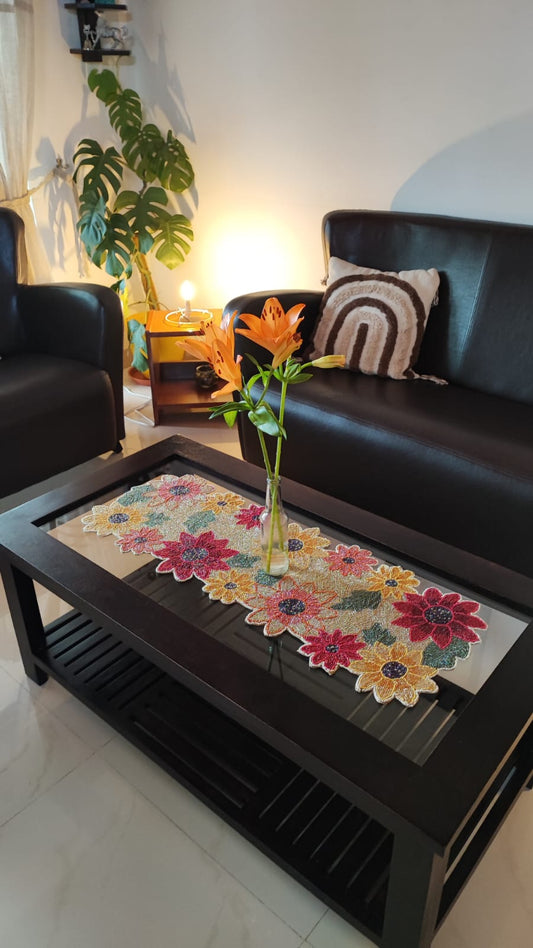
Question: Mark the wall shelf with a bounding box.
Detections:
[65,3,130,63]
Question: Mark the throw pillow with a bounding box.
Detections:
[309,257,444,382]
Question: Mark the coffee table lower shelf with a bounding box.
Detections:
[34,608,530,947]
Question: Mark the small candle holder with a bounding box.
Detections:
[195,363,218,390]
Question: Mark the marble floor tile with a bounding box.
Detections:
[0,665,93,827]
[99,734,327,939]
[0,755,303,948]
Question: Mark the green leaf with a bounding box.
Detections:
[362,623,395,646]
[333,590,382,612]
[223,411,237,428]
[77,192,108,254]
[108,88,143,140]
[228,553,260,568]
[156,131,194,192]
[422,638,471,669]
[122,122,165,182]
[73,139,123,202]
[88,68,120,103]
[127,318,149,373]
[152,214,194,268]
[90,212,135,279]
[185,511,216,533]
[115,186,168,254]
[209,401,247,419]
[286,371,313,384]
[248,406,284,437]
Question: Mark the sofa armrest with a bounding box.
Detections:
[18,282,125,440]
[224,290,323,377]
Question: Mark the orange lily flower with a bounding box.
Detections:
[179,311,243,398]
[236,297,305,368]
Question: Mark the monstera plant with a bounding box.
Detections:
[73,68,194,374]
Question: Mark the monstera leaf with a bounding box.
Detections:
[88,68,120,104]
[89,69,143,139]
[114,187,169,254]
[152,214,194,268]
[73,139,123,203]
[77,191,109,255]
[127,318,150,374]
[122,123,165,182]
[90,212,135,280]
[156,132,194,192]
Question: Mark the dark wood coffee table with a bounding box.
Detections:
[1,436,532,948]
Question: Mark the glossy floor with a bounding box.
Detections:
[0,387,532,947]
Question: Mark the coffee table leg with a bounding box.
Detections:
[381,831,446,948]
[1,563,48,685]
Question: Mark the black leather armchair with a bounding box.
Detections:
[0,208,125,497]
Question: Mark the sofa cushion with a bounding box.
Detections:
[0,353,117,495]
[322,211,533,405]
[309,257,441,381]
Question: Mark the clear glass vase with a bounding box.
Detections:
[260,476,289,577]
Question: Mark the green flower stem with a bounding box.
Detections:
[256,428,273,480]
[265,476,285,574]
[273,370,289,481]
[266,366,290,572]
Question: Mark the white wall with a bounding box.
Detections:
[30,0,533,311]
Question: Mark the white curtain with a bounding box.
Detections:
[0,0,50,281]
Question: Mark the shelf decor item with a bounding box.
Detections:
[65,3,130,63]
[73,68,195,376]
[177,299,346,575]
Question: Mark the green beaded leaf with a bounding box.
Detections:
[117,486,151,506]
[333,590,382,612]
[185,511,216,533]
[422,638,471,669]
[228,554,260,569]
[146,512,170,526]
[361,623,396,646]
[256,570,281,587]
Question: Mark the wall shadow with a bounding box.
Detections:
[391,110,533,225]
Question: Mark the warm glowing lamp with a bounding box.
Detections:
[180,280,195,319]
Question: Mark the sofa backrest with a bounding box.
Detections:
[0,209,28,355]
[322,210,533,406]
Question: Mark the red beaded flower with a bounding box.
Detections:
[116,527,164,554]
[392,586,487,649]
[153,531,238,581]
[235,504,264,530]
[297,628,366,674]
[146,476,205,508]
[327,544,378,577]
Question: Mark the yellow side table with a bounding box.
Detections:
[145,309,226,424]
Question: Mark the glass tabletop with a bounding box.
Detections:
[41,449,531,767]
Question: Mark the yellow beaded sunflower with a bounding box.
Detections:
[202,568,257,604]
[365,564,419,600]
[287,523,330,570]
[350,641,438,707]
[81,503,147,537]
[201,492,244,515]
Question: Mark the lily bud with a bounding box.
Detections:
[311,354,346,369]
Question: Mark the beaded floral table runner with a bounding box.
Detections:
[82,474,487,708]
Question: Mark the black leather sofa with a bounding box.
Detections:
[0,208,125,498]
[228,209,533,578]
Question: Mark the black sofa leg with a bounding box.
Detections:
[113,442,123,453]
